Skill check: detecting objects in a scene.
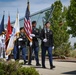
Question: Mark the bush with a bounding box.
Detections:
[0,59,40,75]
[53,43,71,57]
[17,67,39,75]
[70,50,76,58]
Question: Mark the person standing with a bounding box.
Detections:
[28,21,41,66]
[0,36,2,58]
[13,27,27,64]
[40,22,55,69]
[0,33,6,58]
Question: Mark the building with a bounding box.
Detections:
[11,6,53,29]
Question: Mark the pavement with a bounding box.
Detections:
[20,59,76,75]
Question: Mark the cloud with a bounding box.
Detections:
[1,0,75,46]
[0,0,70,24]
[0,0,16,2]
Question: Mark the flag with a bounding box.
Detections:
[5,15,12,48]
[0,14,5,35]
[24,1,32,42]
[6,12,20,55]
[13,12,20,35]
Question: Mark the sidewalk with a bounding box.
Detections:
[21,60,76,75]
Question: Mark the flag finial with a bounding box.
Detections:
[27,0,29,4]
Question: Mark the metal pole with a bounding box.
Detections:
[47,5,55,22]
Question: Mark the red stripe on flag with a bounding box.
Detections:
[24,18,32,42]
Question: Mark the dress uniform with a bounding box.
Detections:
[0,36,2,58]
[13,27,27,64]
[28,21,41,66]
[0,34,5,58]
[40,22,55,69]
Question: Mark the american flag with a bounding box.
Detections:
[24,1,32,42]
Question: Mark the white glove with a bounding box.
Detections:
[43,38,47,42]
[52,46,54,49]
[30,42,32,46]
[5,55,8,60]
[30,34,35,37]
[18,38,23,41]
[18,46,21,48]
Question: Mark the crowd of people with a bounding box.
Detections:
[0,21,55,69]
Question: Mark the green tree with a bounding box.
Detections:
[44,0,70,56]
[74,43,76,49]
[67,0,76,37]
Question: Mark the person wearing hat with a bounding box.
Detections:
[40,22,55,69]
[13,27,27,64]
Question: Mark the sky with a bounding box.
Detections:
[0,0,76,45]
[1,0,75,46]
[0,0,70,24]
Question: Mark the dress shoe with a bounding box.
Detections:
[42,66,46,68]
[36,63,41,66]
[50,65,55,69]
[28,63,32,65]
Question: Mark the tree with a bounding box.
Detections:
[74,43,76,49]
[67,0,76,37]
[44,0,70,56]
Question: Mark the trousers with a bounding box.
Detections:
[28,46,39,64]
[41,46,53,67]
[13,45,26,61]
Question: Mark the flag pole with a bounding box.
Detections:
[17,8,19,14]
[26,0,32,64]
[2,11,5,58]
[47,5,55,22]
[17,8,20,59]
[27,0,31,64]
[3,11,5,16]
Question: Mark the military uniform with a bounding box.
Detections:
[13,32,27,63]
[40,28,55,69]
[28,27,40,66]
[0,36,2,58]
[0,35,5,58]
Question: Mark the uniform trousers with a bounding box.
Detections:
[28,46,39,64]
[41,46,53,67]
[13,45,26,61]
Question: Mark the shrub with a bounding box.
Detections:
[70,50,76,58]
[0,59,40,75]
[53,43,71,57]
[17,67,39,75]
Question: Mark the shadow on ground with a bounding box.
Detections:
[54,59,76,63]
[57,61,76,63]
[62,70,76,75]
